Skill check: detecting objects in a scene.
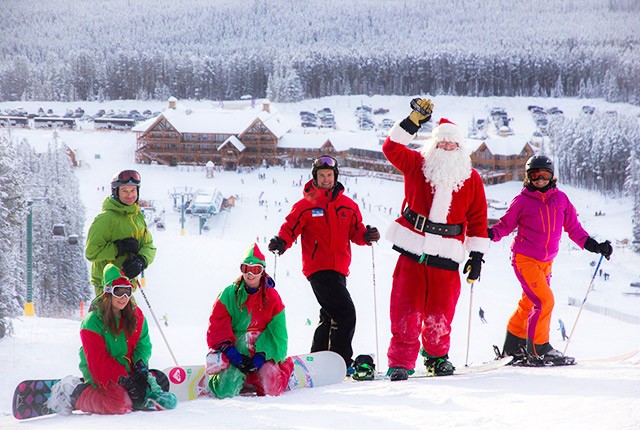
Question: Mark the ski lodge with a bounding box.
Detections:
[133,97,534,184]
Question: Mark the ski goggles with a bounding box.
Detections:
[529,169,553,181]
[104,284,133,298]
[115,170,141,185]
[312,155,337,169]
[240,263,264,275]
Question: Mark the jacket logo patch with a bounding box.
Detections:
[312,208,324,217]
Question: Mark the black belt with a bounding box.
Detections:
[392,245,459,271]
[403,207,463,236]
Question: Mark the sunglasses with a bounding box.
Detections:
[116,170,141,185]
[312,155,337,169]
[529,170,553,181]
[240,263,264,275]
[105,285,133,298]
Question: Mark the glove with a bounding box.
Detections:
[132,359,149,378]
[400,98,434,134]
[122,255,147,279]
[251,352,267,371]
[220,344,256,374]
[119,367,149,407]
[584,238,613,260]
[463,251,484,284]
[114,237,139,257]
[364,225,380,243]
[268,236,286,255]
[487,228,495,240]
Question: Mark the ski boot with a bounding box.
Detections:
[352,354,375,381]
[387,367,410,381]
[424,354,455,376]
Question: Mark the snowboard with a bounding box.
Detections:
[12,378,60,420]
[163,350,346,401]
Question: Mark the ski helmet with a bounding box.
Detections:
[311,155,339,182]
[111,169,141,202]
[525,155,553,176]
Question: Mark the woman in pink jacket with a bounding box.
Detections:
[488,155,612,365]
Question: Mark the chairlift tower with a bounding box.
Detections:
[169,187,194,236]
[24,186,48,316]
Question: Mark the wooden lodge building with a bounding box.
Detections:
[134,98,535,184]
[470,136,535,184]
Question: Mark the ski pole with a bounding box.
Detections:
[138,271,180,367]
[464,282,474,367]
[371,245,380,371]
[273,253,278,280]
[563,255,604,355]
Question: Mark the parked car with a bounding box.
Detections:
[582,105,595,114]
[373,107,389,115]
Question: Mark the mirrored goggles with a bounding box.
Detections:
[240,263,264,275]
[116,170,141,185]
[529,169,553,181]
[105,284,133,298]
[312,155,337,169]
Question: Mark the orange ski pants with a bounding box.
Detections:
[507,253,554,347]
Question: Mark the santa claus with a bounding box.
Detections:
[382,99,489,381]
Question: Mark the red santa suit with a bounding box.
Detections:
[383,119,489,370]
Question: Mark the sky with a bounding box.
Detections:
[1,95,640,429]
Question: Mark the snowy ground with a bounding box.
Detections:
[1,95,640,429]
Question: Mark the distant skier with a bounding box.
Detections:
[558,319,568,341]
[488,155,612,365]
[479,307,487,323]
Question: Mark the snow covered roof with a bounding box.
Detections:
[219,135,245,152]
[480,135,530,156]
[132,102,290,136]
[277,131,381,152]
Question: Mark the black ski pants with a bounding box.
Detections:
[308,270,356,368]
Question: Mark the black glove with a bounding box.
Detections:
[584,238,613,260]
[220,344,257,374]
[364,225,380,243]
[114,237,139,257]
[119,370,149,407]
[487,228,494,240]
[399,98,434,134]
[268,236,286,255]
[463,251,484,284]
[122,254,147,279]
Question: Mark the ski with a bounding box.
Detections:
[578,349,639,365]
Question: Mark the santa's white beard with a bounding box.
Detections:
[421,146,472,192]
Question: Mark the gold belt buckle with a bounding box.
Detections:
[414,213,427,232]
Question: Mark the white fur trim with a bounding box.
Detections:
[465,236,490,254]
[388,121,415,145]
[432,122,464,144]
[385,222,466,263]
[428,186,454,223]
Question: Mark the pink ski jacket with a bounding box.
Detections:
[489,187,590,262]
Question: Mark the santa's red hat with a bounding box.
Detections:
[431,118,465,146]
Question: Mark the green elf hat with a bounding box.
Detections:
[242,243,266,267]
[103,263,126,287]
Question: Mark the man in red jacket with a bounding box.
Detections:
[268,155,380,372]
[382,99,489,380]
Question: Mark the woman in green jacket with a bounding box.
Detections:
[47,264,176,415]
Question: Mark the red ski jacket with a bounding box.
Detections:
[277,180,369,278]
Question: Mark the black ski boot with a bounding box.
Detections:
[352,354,375,381]
[387,368,410,381]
